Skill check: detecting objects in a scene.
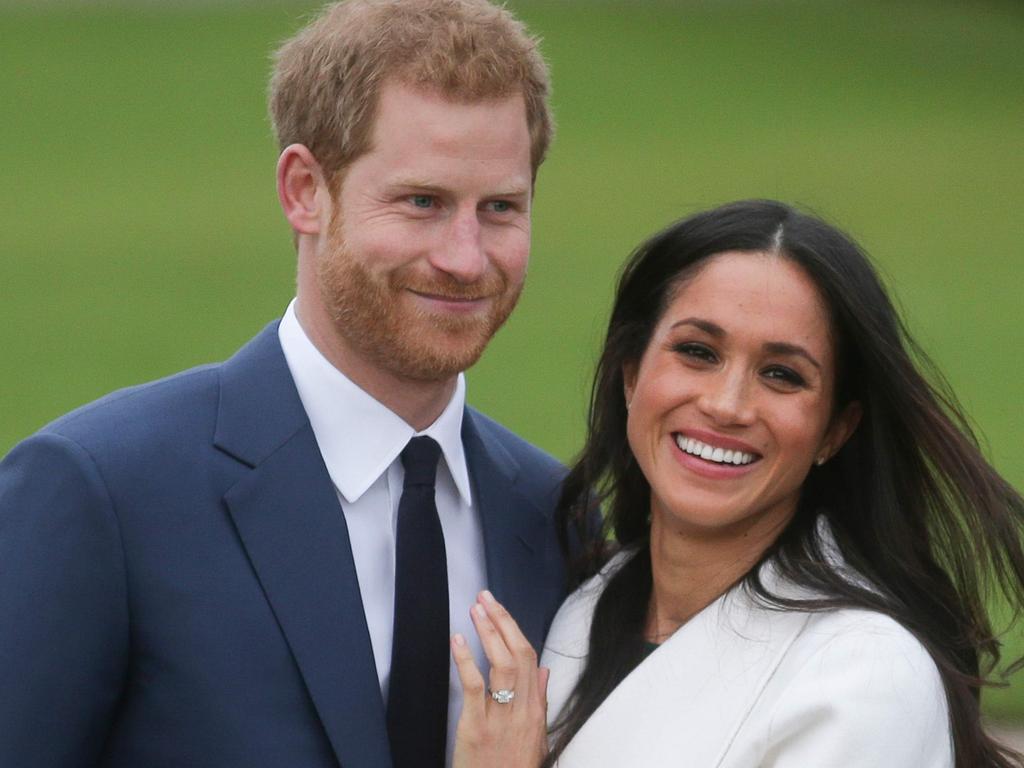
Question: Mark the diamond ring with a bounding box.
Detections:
[488,688,515,704]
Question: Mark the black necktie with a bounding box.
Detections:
[387,436,449,768]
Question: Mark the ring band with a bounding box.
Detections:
[488,688,515,704]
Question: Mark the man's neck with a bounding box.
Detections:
[294,299,457,432]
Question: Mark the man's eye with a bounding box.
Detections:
[489,200,511,213]
[763,366,806,387]
[410,195,434,209]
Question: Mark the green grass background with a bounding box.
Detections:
[1,0,1022,720]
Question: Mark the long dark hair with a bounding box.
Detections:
[549,200,1024,767]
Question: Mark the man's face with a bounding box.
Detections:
[314,81,533,382]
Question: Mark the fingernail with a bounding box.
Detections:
[481,589,496,604]
[452,633,466,647]
[473,603,487,618]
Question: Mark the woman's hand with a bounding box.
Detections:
[451,590,549,768]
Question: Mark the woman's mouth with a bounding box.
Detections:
[673,433,760,466]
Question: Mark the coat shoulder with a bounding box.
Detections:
[34,362,223,458]
[737,606,953,768]
[782,606,946,700]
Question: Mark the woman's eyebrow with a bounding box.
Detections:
[763,341,822,371]
[670,317,724,336]
[670,317,822,371]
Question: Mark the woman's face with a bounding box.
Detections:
[624,251,859,541]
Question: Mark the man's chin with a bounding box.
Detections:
[386,334,491,381]
[393,312,507,376]
[324,291,513,381]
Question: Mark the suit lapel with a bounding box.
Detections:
[215,324,391,768]
[462,410,551,650]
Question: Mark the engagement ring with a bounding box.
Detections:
[488,688,515,704]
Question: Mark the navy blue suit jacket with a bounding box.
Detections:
[0,323,568,768]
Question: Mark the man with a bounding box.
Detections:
[0,2,567,766]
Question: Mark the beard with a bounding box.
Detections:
[315,211,524,382]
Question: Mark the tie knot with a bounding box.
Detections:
[401,436,441,488]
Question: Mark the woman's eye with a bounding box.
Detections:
[675,343,716,363]
[763,366,806,387]
[409,195,434,209]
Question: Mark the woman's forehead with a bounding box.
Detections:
[658,252,834,353]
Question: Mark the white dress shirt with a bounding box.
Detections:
[278,300,489,765]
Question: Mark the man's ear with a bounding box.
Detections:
[818,400,863,464]
[276,144,328,236]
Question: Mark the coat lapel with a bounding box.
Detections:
[550,567,811,768]
[462,410,552,650]
[215,324,391,768]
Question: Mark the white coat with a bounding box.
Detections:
[541,550,954,768]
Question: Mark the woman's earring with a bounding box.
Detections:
[815,455,827,466]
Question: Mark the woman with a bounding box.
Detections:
[450,200,1024,767]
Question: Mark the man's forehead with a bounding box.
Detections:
[361,83,530,161]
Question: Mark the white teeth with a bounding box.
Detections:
[674,434,755,466]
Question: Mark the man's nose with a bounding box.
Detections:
[431,207,487,284]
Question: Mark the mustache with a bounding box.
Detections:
[396,272,506,301]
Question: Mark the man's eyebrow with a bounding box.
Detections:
[670,317,822,370]
[383,179,531,197]
[490,187,531,198]
[383,179,445,194]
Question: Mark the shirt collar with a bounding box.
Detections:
[277,299,472,506]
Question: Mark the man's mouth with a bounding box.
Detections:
[407,287,492,303]
[674,433,760,466]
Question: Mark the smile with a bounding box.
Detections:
[408,289,492,303]
[407,290,492,313]
[412,292,487,302]
[674,433,759,466]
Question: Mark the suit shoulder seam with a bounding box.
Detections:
[44,432,132,634]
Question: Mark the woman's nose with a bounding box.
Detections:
[697,370,755,426]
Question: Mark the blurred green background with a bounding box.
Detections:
[1,0,1022,720]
